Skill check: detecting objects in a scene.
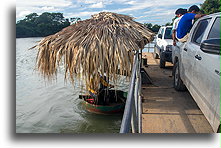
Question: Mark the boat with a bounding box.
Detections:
[79,90,127,114]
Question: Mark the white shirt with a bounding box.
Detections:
[172,16,183,38]
[172,16,183,31]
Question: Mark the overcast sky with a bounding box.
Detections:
[16,0,205,25]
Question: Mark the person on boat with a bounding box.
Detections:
[97,75,114,105]
[172,8,187,46]
[88,75,114,105]
[99,75,114,90]
[176,5,205,43]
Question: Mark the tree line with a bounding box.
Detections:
[16,12,70,38]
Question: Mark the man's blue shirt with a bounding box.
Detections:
[176,13,196,39]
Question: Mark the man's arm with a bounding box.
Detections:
[172,30,177,46]
[172,18,179,46]
[194,14,206,19]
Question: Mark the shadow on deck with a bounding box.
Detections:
[141,52,213,133]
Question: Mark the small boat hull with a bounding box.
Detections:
[80,90,127,114]
[83,101,125,114]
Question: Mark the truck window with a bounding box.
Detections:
[157,28,162,35]
[160,28,164,36]
[207,17,220,39]
[164,28,172,39]
[192,18,211,45]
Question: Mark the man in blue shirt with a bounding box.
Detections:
[176,5,205,42]
[172,8,187,46]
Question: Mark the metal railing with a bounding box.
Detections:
[143,43,155,53]
[120,51,142,133]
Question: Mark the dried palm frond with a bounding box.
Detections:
[35,12,154,92]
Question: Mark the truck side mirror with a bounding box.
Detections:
[158,34,162,39]
[200,38,220,55]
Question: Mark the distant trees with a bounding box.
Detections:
[144,22,172,33]
[70,17,81,24]
[200,0,221,14]
[16,12,70,38]
[165,22,173,26]
[144,23,161,33]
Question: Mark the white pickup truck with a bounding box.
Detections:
[172,13,220,132]
[154,26,173,68]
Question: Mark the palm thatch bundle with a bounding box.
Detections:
[35,12,154,93]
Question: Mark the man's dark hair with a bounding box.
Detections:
[175,8,183,15]
[175,8,187,15]
[188,5,200,12]
[180,9,187,15]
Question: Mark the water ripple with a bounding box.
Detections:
[16,37,128,133]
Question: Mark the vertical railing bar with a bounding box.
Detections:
[148,43,150,53]
[137,51,141,133]
[128,49,141,133]
[140,48,143,68]
[134,65,139,115]
[131,97,137,133]
[138,71,142,133]
[132,56,140,133]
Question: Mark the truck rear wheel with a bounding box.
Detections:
[173,62,186,91]
[217,125,220,133]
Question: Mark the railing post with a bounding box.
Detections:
[138,71,142,133]
[132,58,139,133]
[137,50,142,133]
[148,43,150,52]
[131,97,137,133]
[140,48,143,67]
[134,61,139,115]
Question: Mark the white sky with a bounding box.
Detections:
[16,0,205,25]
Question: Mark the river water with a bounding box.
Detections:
[16,37,129,133]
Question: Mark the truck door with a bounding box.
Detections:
[192,17,220,132]
[180,39,196,86]
[181,18,211,86]
[156,28,165,54]
[187,18,211,85]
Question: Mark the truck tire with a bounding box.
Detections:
[173,62,186,91]
[153,47,159,59]
[159,58,165,68]
[217,125,221,133]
